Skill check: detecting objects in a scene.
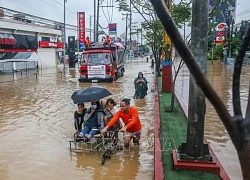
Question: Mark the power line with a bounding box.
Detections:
[0,6,93,31]
[101,5,110,24]
[236,8,250,17]
[52,0,77,15]
[110,0,114,23]
[40,0,90,24]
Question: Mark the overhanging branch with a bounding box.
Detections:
[233,26,250,117]
[149,0,235,136]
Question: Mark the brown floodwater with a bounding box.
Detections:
[0,58,154,180]
[175,60,247,180]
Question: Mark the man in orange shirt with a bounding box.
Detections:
[85,37,91,48]
[101,98,142,148]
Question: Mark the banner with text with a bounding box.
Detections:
[87,65,106,79]
[78,12,85,50]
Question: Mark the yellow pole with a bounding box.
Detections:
[162,0,172,61]
[162,0,173,93]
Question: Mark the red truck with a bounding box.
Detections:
[78,42,125,82]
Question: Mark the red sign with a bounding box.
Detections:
[78,12,85,43]
[0,38,16,45]
[39,41,64,48]
[215,23,226,31]
[216,31,225,37]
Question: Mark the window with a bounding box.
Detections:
[81,53,111,65]
[41,37,50,42]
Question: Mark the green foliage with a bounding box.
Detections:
[115,0,129,12]
[214,44,224,57]
[171,1,191,28]
[231,36,242,57]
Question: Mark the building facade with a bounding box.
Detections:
[0,11,63,71]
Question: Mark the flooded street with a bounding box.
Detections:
[0,59,154,180]
[175,60,247,180]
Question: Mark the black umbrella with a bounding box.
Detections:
[71,86,112,104]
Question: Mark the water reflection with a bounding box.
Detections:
[0,60,154,180]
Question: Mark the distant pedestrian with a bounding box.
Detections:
[134,72,148,99]
[151,58,154,69]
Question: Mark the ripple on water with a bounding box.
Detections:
[0,61,155,180]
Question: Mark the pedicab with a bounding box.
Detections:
[69,86,122,165]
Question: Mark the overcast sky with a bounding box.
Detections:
[0,0,249,38]
[0,0,145,39]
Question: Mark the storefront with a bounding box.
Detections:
[0,17,63,71]
[38,41,64,68]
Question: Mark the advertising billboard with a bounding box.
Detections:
[108,23,117,35]
[78,12,85,50]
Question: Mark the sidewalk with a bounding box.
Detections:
[156,77,221,180]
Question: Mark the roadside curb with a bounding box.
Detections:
[154,75,164,180]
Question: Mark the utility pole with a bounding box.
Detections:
[96,0,100,42]
[129,0,132,60]
[90,15,92,41]
[183,21,186,43]
[94,0,96,42]
[122,13,129,50]
[140,26,143,46]
[63,0,66,74]
[178,0,211,161]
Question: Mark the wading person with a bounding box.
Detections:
[74,103,87,133]
[101,98,142,148]
[133,72,148,99]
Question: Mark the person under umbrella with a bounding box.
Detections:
[78,101,105,140]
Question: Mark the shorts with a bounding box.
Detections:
[123,130,141,139]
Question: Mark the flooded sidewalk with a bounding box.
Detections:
[174,59,244,180]
[0,58,154,180]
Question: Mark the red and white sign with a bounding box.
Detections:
[78,12,85,43]
[216,36,225,41]
[39,41,64,48]
[215,23,227,45]
[216,31,225,36]
[215,23,226,32]
[0,38,16,45]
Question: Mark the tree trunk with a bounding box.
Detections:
[235,138,250,180]
[149,0,250,178]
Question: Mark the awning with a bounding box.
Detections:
[0,52,40,62]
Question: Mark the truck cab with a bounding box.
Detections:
[79,42,125,82]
